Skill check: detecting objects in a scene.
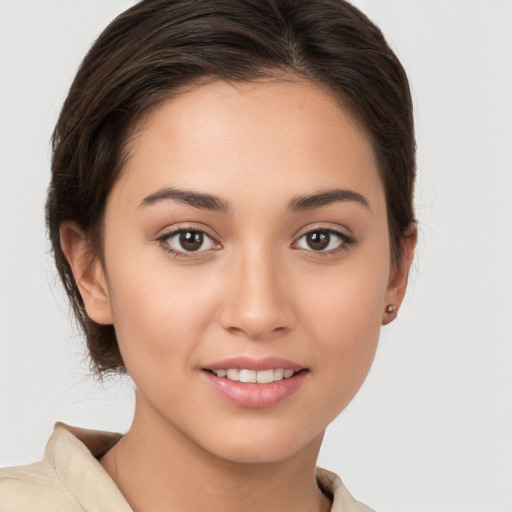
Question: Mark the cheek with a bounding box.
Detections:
[303,249,389,339]
[103,250,222,374]
[306,289,382,381]
[302,304,381,425]
[299,249,390,404]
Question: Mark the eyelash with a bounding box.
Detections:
[293,227,353,255]
[157,226,353,258]
[157,227,220,258]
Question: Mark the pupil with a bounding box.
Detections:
[307,231,330,251]
[180,231,203,251]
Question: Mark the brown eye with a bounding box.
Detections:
[162,229,216,254]
[306,231,330,251]
[294,229,350,253]
[179,230,204,251]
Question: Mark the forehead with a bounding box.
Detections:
[115,79,383,211]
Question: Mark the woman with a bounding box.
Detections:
[0,1,416,510]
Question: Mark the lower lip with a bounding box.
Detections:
[203,370,307,408]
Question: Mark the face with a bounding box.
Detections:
[71,79,410,463]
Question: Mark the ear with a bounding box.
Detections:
[59,222,113,325]
[382,225,417,325]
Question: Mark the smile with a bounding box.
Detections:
[209,368,297,383]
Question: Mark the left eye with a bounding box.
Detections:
[162,229,216,253]
[294,229,348,252]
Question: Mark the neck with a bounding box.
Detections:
[100,393,331,512]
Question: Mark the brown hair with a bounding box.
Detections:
[47,0,416,374]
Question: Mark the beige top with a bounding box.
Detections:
[0,423,374,512]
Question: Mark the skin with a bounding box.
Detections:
[61,79,415,512]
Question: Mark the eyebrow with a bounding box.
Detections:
[139,187,230,213]
[287,189,370,211]
[139,187,369,213]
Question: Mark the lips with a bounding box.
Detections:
[202,356,308,408]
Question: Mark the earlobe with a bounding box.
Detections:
[382,225,417,325]
[59,222,113,325]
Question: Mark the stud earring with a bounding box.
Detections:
[385,304,397,314]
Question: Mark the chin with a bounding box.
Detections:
[199,426,324,465]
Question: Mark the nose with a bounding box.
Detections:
[219,248,296,341]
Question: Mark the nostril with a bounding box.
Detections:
[222,320,291,341]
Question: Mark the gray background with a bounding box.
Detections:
[1,1,511,511]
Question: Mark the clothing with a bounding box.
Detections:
[0,423,374,511]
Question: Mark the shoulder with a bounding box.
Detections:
[0,459,80,511]
[0,423,128,512]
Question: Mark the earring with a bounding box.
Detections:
[385,304,397,314]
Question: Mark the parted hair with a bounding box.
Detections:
[47,0,416,375]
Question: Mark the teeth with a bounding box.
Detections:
[211,368,298,383]
[256,369,274,384]
[239,369,256,383]
[274,368,284,381]
[226,369,239,381]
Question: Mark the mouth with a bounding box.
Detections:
[202,357,308,408]
[206,368,304,383]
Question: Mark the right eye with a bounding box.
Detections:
[293,228,352,253]
[160,229,218,256]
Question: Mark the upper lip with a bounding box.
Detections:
[203,356,306,372]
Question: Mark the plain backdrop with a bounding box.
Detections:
[1,1,511,511]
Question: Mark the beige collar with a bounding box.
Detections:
[46,422,373,512]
